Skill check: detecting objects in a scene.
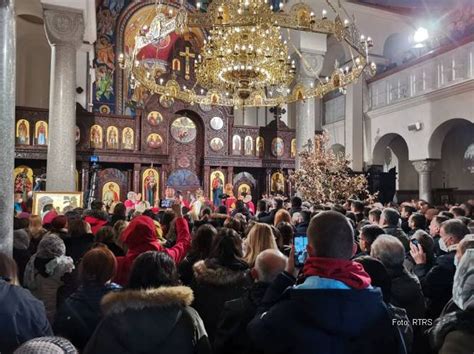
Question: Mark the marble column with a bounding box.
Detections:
[345,79,364,171]
[0,0,15,256]
[412,160,438,204]
[295,53,324,169]
[44,6,84,191]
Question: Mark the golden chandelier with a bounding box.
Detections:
[119,0,376,108]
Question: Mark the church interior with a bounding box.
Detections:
[0,0,474,352]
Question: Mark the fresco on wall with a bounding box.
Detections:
[93,0,131,115]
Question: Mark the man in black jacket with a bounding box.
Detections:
[248,211,405,354]
[214,249,287,354]
[411,219,469,319]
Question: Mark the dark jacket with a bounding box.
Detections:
[179,253,202,286]
[53,282,121,351]
[295,222,309,236]
[84,286,211,354]
[248,272,406,354]
[214,282,268,354]
[64,233,95,265]
[387,266,426,321]
[0,279,52,353]
[383,226,410,251]
[429,310,474,354]
[191,259,250,343]
[258,209,278,225]
[415,251,456,319]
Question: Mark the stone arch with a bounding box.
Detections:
[373,133,417,190]
[383,33,410,66]
[428,118,473,159]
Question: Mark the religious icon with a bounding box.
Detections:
[147,133,163,149]
[75,126,81,145]
[16,119,30,145]
[32,192,83,216]
[147,111,163,126]
[102,182,120,209]
[106,126,119,149]
[210,117,224,131]
[179,46,195,80]
[142,168,159,207]
[171,117,197,143]
[210,170,225,207]
[244,136,254,156]
[272,137,285,157]
[297,8,311,27]
[172,58,181,72]
[159,95,174,108]
[90,125,103,149]
[99,104,111,114]
[200,103,212,112]
[210,92,220,105]
[232,135,242,155]
[210,138,224,152]
[271,172,285,194]
[291,138,297,158]
[13,166,33,202]
[256,136,264,158]
[238,183,252,199]
[177,156,191,168]
[122,127,134,150]
[35,121,48,146]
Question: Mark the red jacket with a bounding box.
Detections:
[114,215,191,286]
[83,216,108,235]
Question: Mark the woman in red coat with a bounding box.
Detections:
[114,200,191,286]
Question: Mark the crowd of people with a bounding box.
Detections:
[1,195,474,354]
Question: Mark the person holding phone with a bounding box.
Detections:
[248,211,406,354]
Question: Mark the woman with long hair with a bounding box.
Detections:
[84,251,210,354]
[244,223,279,267]
[192,228,250,343]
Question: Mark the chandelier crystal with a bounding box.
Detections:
[119,0,376,108]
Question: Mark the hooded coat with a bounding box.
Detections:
[83,209,109,235]
[0,279,53,353]
[248,272,406,354]
[83,286,211,354]
[114,216,191,286]
[191,259,250,343]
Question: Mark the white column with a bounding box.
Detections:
[44,6,84,191]
[0,0,15,256]
[345,79,364,171]
[295,53,324,169]
[412,159,438,204]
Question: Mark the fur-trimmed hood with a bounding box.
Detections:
[193,260,248,286]
[101,286,193,315]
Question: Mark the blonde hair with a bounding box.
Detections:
[274,209,291,226]
[244,223,278,267]
[28,215,45,239]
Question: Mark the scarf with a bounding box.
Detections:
[302,257,372,290]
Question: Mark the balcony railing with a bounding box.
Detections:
[368,39,474,110]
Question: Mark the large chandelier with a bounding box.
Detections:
[119,0,376,108]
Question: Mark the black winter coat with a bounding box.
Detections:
[388,266,426,321]
[248,272,406,354]
[0,279,52,353]
[84,286,211,354]
[214,282,268,354]
[415,251,456,319]
[191,259,251,343]
[53,282,121,351]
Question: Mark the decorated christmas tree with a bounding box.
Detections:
[291,132,375,205]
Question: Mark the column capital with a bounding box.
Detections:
[43,6,84,48]
[412,159,438,173]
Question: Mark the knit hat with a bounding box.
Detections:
[37,234,66,259]
[453,248,474,311]
[42,210,58,226]
[14,336,77,354]
[13,229,30,250]
[51,215,67,230]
